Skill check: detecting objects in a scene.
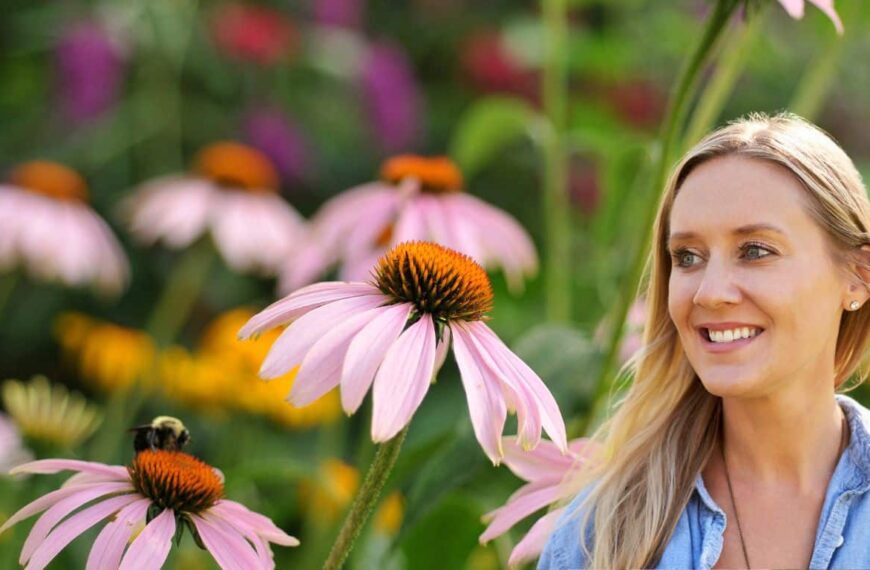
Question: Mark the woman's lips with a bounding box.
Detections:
[697,327,764,353]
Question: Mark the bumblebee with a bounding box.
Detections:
[131,416,191,453]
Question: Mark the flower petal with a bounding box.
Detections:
[451,323,507,464]
[479,483,565,543]
[86,498,150,570]
[258,294,387,378]
[807,0,843,33]
[192,513,263,569]
[0,481,124,536]
[122,176,214,248]
[24,494,139,570]
[11,459,127,479]
[118,508,175,570]
[371,313,437,442]
[238,282,381,339]
[340,302,413,414]
[507,508,565,568]
[501,437,588,483]
[211,501,299,546]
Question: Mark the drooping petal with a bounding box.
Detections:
[21,482,134,563]
[11,459,128,479]
[211,501,299,546]
[501,437,585,483]
[470,322,568,453]
[24,494,139,570]
[192,513,263,569]
[371,313,437,442]
[339,191,401,260]
[0,481,123,536]
[122,176,214,248]
[432,325,452,379]
[259,294,386,378]
[86,498,150,570]
[507,508,565,568]
[288,306,383,406]
[807,0,843,33]
[390,198,428,244]
[118,508,175,570]
[238,282,382,339]
[204,512,274,569]
[451,323,507,464]
[340,302,413,414]
[479,483,565,543]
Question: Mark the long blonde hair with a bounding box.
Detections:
[577,113,870,569]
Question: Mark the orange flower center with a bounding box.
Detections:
[193,141,279,192]
[129,450,223,514]
[380,155,463,194]
[373,241,493,322]
[9,161,88,201]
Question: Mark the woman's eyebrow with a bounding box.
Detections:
[668,223,787,244]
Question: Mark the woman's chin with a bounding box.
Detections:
[697,373,762,399]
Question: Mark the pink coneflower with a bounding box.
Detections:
[210,4,298,65]
[360,42,422,153]
[0,161,129,295]
[55,21,125,124]
[1,451,299,569]
[280,155,538,295]
[778,0,843,33]
[244,242,565,463]
[123,141,306,276]
[479,437,592,567]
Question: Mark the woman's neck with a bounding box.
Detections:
[720,391,845,491]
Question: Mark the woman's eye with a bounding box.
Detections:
[742,244,773,260]
[672,250,699,268]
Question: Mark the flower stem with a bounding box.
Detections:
[0,272,18,322]
[146,239,215,346]
[541,0,571,323]
[323,426,409,570]
[577,0,740,436]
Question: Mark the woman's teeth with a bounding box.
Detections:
[707,327,761,343]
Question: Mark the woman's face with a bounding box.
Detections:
[667,155,850,398]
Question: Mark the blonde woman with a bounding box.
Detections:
[539,114,870,569]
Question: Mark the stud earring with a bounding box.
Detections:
[850,300,861,311]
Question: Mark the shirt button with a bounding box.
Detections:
[836,535,845,548]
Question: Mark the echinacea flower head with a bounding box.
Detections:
[0,412,34,473]
[479,437,592,567]
[0,161,129,294]
[1,376,102,450]
[54,312,157,394]
[280,155,538,295]
[123,141,307,276]
[778,0,843,33]
[2,451,299,569]
[244,241,566,463]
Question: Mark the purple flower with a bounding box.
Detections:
[314,0,365,29]
[360,42,422,153]
[55,22,124,124]
[242,108,310,185]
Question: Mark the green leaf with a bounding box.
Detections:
[449,97,540,180]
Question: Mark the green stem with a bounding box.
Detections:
[0,273,19,322]
[576,0,740,436]
[146,239,215,346]
[788,0,856,120]
[683,5,769,148]
[323,426,409,570]
[541,0,571,323]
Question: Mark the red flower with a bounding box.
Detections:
[211,4,297,65]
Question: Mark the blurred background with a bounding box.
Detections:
[1,0,869,568]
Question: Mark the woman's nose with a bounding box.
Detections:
[692,258,742,308]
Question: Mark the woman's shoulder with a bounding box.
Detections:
[536,488,594,569]
[837,394,870,477]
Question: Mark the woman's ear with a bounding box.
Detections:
[846,245,870,307]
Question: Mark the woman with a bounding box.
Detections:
[539,113,870,569]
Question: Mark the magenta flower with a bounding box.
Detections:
[360,42,422,153]
[314,0,365,29]
[0,161,129,295]
[279,155,538,295]
[480,437,592,567]
[55,21,125,124]
[243,242,565,463]
[778,0,843,33]
[1,451,298,569]
[242,107,310,185]
[122,141,306,276]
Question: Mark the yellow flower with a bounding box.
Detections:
[1,376,102,448]
[54,312,156,393]
[374,491,404,536]
[157,347,232,415]
[298,459,359,524]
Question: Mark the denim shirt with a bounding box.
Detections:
[537,395,870,570]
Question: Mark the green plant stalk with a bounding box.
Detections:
[0,272,18,322]
[541,0,571,323]
[323,426,409,570]
[577,0,740,436]
[788,0,855,121]
[146,239,215,346]
[683,5,769,148]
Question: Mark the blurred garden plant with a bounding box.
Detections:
[281,156,538,294]
[0,413,33,473]
[0,161,129,296]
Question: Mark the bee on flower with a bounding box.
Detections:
[242,241,565,464]
[0,161,129,295]
[122,141,307,276]
[281,155,538,295]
